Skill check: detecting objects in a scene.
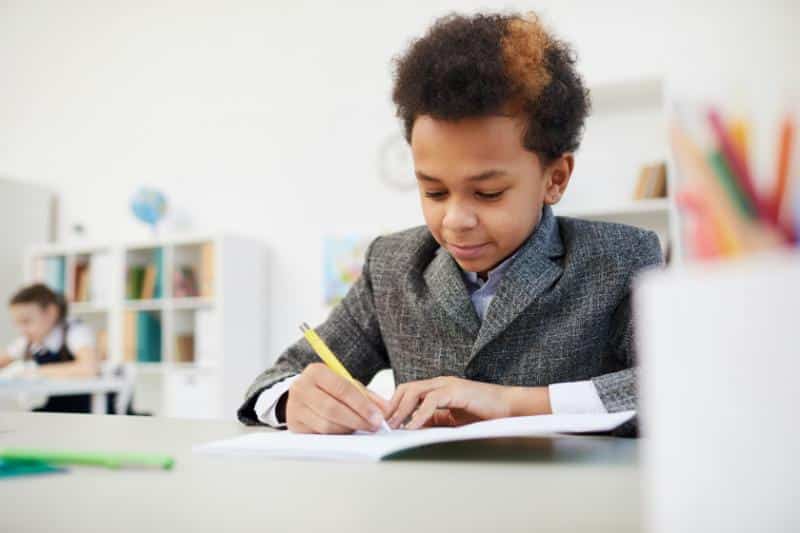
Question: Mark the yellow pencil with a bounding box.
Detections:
[729,117,750,169]
[300,322,391,431]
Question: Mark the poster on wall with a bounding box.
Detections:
[322,235,374,307]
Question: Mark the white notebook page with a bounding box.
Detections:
[194,411,636,462]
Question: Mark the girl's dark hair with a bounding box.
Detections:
[9,283,68,322]
[392,12,591,166]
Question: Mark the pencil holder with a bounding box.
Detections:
[634,251,800,533]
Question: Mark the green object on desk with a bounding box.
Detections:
[0,448,174,470]
[0,458,66,478]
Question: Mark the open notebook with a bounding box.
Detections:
[194,411,636,462]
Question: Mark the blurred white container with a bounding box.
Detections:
[635,251,800,533]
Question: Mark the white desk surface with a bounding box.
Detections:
[0,378,125,396]
[0,412,641,533]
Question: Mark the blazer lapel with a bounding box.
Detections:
[470,205,565,357]
[423,247,481,337]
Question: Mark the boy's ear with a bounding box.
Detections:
[543,154,574,205]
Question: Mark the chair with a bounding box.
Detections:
[99,361,136,415]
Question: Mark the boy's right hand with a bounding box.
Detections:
[285,363,390,434]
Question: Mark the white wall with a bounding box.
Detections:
[1,0,797,364]
[0,180,54,347]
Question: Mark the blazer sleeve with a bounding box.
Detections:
[591,230,664,415]
[237,237,391,425]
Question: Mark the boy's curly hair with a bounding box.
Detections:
[392,12,590,165]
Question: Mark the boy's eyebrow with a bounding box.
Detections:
[416,170,508,182]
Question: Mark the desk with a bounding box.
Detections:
[0,413,641,532]
[0,378,127,414]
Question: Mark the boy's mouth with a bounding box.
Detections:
[447,242,489,260]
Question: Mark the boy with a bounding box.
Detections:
[238,12,662,434]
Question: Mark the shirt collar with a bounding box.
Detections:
[459,204,562,291]
[29,322,66,354]
[461,247,520,291]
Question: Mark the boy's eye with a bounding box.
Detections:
[476,190,505,200]
[424,191,447,199]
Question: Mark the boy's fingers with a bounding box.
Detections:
[406,391,450,430]
[388,388,428,429]
[387,389,412,428]
[419,409,450,428]
[313,368,384,430]
[387,388,404,416]
[429,409,457,427]
[297,404,352,434]
[387,380,442,428]
[288,418,313,434]
[304,384,374,432]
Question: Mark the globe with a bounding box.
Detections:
[130,188,167,231]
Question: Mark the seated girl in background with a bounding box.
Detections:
[0,283,99,412]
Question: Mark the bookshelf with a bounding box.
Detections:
[556,77,678,258]
[24,234,267,420]
[558,198,670,218]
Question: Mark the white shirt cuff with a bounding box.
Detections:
[548,380,607,414]
[254,374,300,427]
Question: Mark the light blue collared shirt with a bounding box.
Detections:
[460,251,519,321]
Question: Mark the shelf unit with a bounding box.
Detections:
[557,77,678,259]
[557,198,669,218]
[24,234,267,420]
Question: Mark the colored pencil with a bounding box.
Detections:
[773,115,795,220]
[707,150,755,217]
[671,124,744,256]
[707,109,773,223]
[729,117,750,170]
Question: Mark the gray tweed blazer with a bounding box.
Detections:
[238,205,663,433]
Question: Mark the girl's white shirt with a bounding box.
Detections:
[6,319,94,360]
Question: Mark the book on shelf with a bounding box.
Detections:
[633,161,668,200]
[153,248,164,299]
[200,243,214,298]
[175,334,195,363]
[72,262,90,302]
[140,265,157,300]
[174,266,199,298]
[126,249,164,300]
[123,311,137,362]
[123,310,163,363]
[38,257,66,294]
[135,311,162,363]
[126,266,146,300]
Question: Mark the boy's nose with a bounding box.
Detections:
[442,202,478,232]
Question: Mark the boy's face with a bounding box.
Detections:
[411,114,572,276]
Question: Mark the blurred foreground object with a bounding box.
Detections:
[636,251,800,532]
